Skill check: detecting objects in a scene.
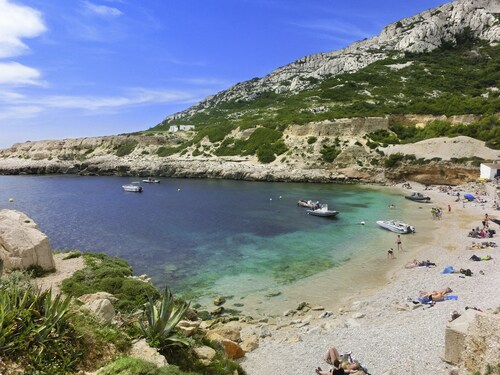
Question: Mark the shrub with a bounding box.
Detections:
[116,141,138,157]
[367,129,399,144]
[307,136,317,144]
[157,146,182,157]
[63,251,82,260]
[98,357,196,375]
[138,285,190,348]
[384,153,405,168]
[26,264,54,278]
[62,253,159,313]
[320,145,341,162]
[257,145,276,163]
[0,286,82,373]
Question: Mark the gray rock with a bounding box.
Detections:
[129,339,168,368]
[259,324,271,338]
[82,298,115,324]
[0,210,55,271]
[318,311,334,319]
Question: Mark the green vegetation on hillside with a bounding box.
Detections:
[152,42,499,133]
[367,115,500,149]
[115,141,138,157]
[144,41,499,162]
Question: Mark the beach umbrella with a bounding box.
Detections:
[464,193,475,201]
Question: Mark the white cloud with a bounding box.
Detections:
[0,105,42,120]
[0,88,198,113]
[0,0,46,58]
[290,20,371,40]
[83,1,122,17]
[0,62,42,85]
[177,78,229,86]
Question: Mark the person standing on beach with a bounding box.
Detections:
[396,235,403,251]
[448,204,451,213]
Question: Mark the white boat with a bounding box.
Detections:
[376,220,415,234]
[306,204,339,217]
[122,182,143,192]
[297,199,320,209]
[142,178,160,183]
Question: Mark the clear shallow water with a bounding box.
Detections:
[0,175,415,301]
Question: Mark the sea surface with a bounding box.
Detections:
[0,175,420,308]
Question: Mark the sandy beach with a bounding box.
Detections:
[239,182,500,375]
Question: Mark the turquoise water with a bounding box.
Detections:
[0,176,414,300]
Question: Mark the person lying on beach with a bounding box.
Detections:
[470,241,497,250]
[470,254,492,261]
[419,287,452,302]
[405,259,436,268]
[316,347,364,374]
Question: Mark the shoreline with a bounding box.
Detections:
[27,178,500,373]
[240,181,500,374]
[193,183,442,319]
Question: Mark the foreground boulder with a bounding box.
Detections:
[0,209,55,272]
[129,338,168,367]
[444,309,500,370]
[461,312,500,372]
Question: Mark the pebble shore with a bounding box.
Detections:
[240,183,500,375]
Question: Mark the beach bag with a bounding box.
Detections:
[465,269,472,276]
[470,255,481,261]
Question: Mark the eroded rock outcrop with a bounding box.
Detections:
[0,210,55,272]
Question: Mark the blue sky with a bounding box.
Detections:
[0,0,450,148]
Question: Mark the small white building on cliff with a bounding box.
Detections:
[169,125,195,132]
[480,163,500,180]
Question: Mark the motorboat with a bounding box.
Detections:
[376,220,415,234]
[405,192,431,202]
[306,204,339,218]
[142,178,160,183]
[122,182,143,192]
[297,199,320,209]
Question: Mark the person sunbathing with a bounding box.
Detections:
[419,287,452,302]
[316,347,362,374]
[405,259,436,268]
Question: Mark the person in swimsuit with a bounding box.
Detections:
[396,235,403,251]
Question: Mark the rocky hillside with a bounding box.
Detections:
[159,0,500,124]
[0,0,499,185]
[1,114,497,185]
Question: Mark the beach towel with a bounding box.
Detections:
[445,295,458,300]
[441,266,455,274]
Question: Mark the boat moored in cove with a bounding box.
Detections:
[405,192,431,202]
[122,182,143,192]
[376,220,415,234]
[306,204,339,217]
[297,199,320,209]
[142,177,160,183]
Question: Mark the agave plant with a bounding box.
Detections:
[138,285,190,347]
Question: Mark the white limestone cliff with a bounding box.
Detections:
[165,0,500,122]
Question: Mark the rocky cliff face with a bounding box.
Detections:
[0,115,492,185]
[164,0,500,123]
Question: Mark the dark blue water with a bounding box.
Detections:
[0,175,412,298]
